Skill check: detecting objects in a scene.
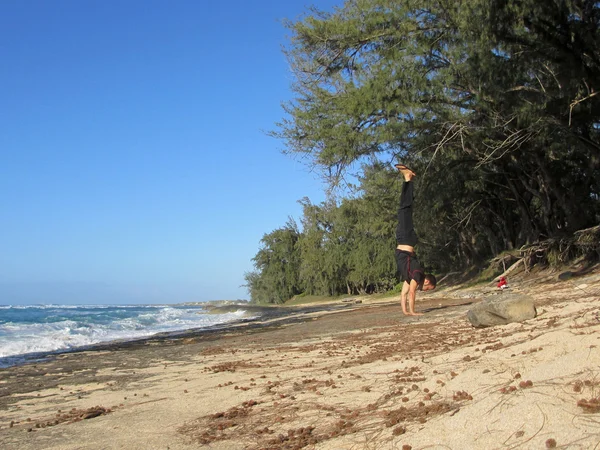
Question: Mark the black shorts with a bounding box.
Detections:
[395,249,424,285]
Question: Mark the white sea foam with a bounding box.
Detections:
[0,305,253,367]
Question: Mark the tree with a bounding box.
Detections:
[273,0,600,271]
[244,219,302,304]
[248,1,600,302]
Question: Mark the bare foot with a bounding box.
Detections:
[394,164,416,182]
[407,312,424,316]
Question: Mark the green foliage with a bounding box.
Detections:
[248,0,600,303]
[244,219,302,304]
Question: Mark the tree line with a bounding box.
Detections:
[245,0,600,304]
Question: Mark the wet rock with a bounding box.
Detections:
[467,293,536,328]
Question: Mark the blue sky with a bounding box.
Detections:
[0,0,341,304]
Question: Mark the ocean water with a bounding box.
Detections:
[0,304,253,368]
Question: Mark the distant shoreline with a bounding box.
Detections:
[0,301,358,369]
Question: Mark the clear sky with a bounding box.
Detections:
[0,0,340,305]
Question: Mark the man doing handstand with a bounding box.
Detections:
[395,164,436,315]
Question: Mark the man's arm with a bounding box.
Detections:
[400,281,410,315]
[407,279,423,316]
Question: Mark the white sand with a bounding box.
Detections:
[1,268,599,449]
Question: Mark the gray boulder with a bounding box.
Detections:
[467,293,537,328]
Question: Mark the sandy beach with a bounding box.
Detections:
[1,266,600,449]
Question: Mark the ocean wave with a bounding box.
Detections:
[0,304,162,310]
[0,306,254,364]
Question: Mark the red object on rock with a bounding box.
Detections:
[497,277,507,289]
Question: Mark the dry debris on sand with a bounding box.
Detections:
[1,267,600,449]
